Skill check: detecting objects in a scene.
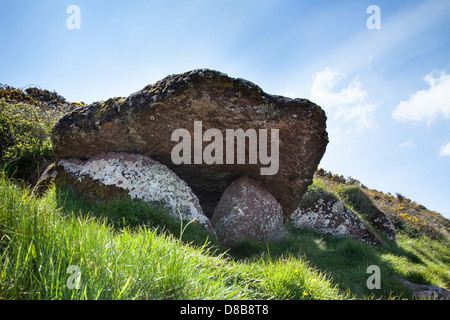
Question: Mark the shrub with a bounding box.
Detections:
[396,193,405,203]
[298,180,336,210]
[24,87,66,105]
[335,184,375,217]
[0,99,65,181]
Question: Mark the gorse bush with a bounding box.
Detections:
[23,87,67,105]
[0,99,66,181]
[0,84,85,182]
[0,84,68,106]
[0,86,36,105]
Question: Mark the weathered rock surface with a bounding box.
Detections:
[290,196,380,245]
[52,69,328,218]
[38,152,214,232]
[211,176,286,246]
[394,276,450,300]
[362,207,397,243]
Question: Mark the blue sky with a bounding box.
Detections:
[1,0,449,218]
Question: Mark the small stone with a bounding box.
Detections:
[211,176,286,246]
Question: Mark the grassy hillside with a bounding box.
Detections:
[0,92,449,300]
[0,176,344,300]
[314,169,449,240]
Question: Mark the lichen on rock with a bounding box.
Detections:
[42,152,214,233]
[290,196,380,245]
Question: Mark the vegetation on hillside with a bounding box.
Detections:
[0,87,448,300]
[0,83,84,107]
[0,84,83,182]
[315,168,449,240]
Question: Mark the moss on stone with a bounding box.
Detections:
[94,97,125,121]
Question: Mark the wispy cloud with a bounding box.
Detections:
[440,142,450,157]
[299,1,450,78]
[392,71,450,123]
[311,67,377,130]
[400,139,415,148]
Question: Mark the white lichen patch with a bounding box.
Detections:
[59,152,214,232]
[290,198,374,244]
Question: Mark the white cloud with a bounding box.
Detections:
[440,142,450,157]
[310,67,377,130]
[392,71,450,123]
[400,139,415,148]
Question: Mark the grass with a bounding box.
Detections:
[0,175,345,300]
[50,183,219,249]
[1,175,448,300]
[228,226,410,299]
[301,176,450,296]
[381,234,450,288]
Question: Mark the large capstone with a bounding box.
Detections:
[52,69,328,218]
